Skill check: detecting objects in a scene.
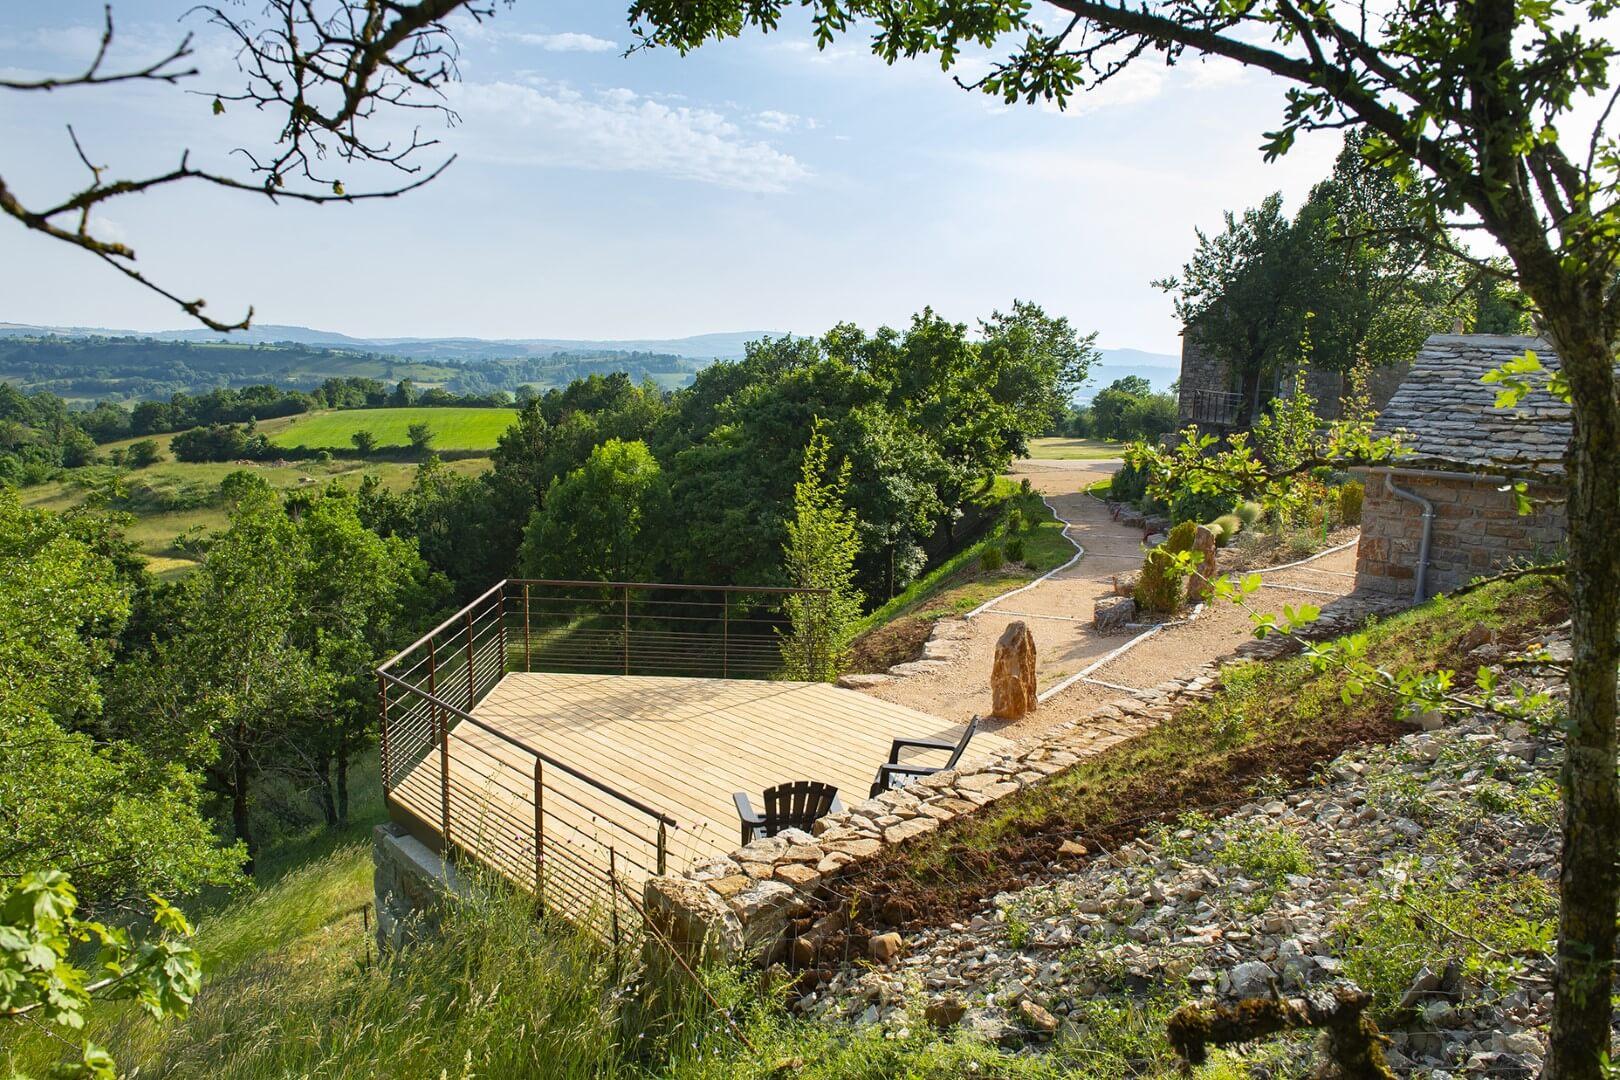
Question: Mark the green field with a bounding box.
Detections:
[22,451,489,578]
[265,407,519,450]
[1025,436,1126,460]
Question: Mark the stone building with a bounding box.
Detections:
[1175,323,1411,431]
[1354,334,1568,601]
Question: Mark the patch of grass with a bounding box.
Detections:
[267,407,518,450]
[1213,823,1313,913]
[1026,437,1125,460]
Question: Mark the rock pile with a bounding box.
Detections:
[799,633,1576,1077]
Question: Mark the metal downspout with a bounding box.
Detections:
[1383,471,1435,603]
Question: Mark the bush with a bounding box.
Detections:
[1213,513,1243,546]
[1169,486,1238,526]
[1109,460,1150,504]
[1005,506,1026,534]
[1338,479,1365,526]
[1134,520,1198,614]
[1004,538,1025,563]
[126,439,162,468]
[980,545,1005,572]
[1235,500,1265,527]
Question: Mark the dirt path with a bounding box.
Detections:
[856,459,1361,742]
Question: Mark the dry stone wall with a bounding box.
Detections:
[641,667,1225,971]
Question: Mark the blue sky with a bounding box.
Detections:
[0,0,1351,354]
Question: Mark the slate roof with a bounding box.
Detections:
[1374,334,1569,475]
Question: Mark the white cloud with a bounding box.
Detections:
[516,32,619,53]
[752,109,819,132]
[446,80,810,192]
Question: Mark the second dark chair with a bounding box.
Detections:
[734,780,844,846]
[869,716,980,797]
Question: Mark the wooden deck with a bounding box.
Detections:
[389,673,1006,913]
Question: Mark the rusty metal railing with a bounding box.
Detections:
[375,579,827,935]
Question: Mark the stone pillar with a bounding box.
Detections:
[372,822,476,952]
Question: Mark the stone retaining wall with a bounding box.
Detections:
[641,667,1223,970]
[372,822,477,952]
[1355,468,1565,598]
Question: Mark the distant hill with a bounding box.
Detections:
[0,322,776,363]
[1077,348,1180,401]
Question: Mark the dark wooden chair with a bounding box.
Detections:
[869,716,980,797]
[734,780,844,846]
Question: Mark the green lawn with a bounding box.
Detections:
[265,407,519,451]
[1025,436,1125,460]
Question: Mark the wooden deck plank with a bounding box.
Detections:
[391,673,1011,913]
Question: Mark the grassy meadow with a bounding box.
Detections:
[265,406,519,450]
[1024,436,1125,460]
[22,444,489,577]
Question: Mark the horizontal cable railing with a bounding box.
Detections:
[376,578,827,938]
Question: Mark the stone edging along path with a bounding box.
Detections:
[641,662,1225,969]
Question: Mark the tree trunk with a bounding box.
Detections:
[232,752,256,877]
[316,752,337,828]
[1544,323,1620,1080]
[336,735,350,826]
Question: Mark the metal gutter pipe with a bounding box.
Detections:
[1382,470,1435,602]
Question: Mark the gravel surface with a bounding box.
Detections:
[805,629,1583,1077]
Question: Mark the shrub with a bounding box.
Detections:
[1169,486,1238,525]
[1109,459,1150,504]
[1338,479,1365,526]
[1235,500,1265,527]
[1213,513,1243,546]
[1004,538,1025,563]
[1019,477,1033,494]
[126,439,162,468]
[1005,505,1026,534]
[980,545,1005,572]
[1134,520,1198,614]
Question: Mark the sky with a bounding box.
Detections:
[0,0,1358,355]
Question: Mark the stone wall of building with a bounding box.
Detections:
[1175,327,1229,426]
[1354,468,1566,598]
[640,668,1223,973]
[1302,361,1415,422]
[372,822,477,952]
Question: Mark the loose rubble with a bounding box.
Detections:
[799,627,1585,1077]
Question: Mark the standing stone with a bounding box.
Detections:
[992,621,1038,720]
[1189,524,1219,601]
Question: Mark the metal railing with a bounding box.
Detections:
[1188,388,1243,427]
[375,579,827,935]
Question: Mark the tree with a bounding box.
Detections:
[625,3,1620,1069]
[0,491,244,908]
[2,2,480,329]
[518,439,668,582]
[407,421,435,453]
[350,430,377,456]
[125,439,161,468]
[779,420,864,680]
[1,871,201,1080]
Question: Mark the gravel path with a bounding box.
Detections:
[855,460,1362,741]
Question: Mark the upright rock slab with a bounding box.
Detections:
[1189,525,1219,601]
[991,621,1038,720]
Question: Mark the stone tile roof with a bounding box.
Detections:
[1374,334,1569,475]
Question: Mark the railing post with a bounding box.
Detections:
[533,757,544,906]
[622,585,630,675]
[609,846,620,945]
[656,820,667,876]
[722,591,729,679]
[497,583,507,677]
[803,591,817,681]
[523,583,531,673]
[439,707,452,849]
[377,673,391,794]
[465,609,476,711]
